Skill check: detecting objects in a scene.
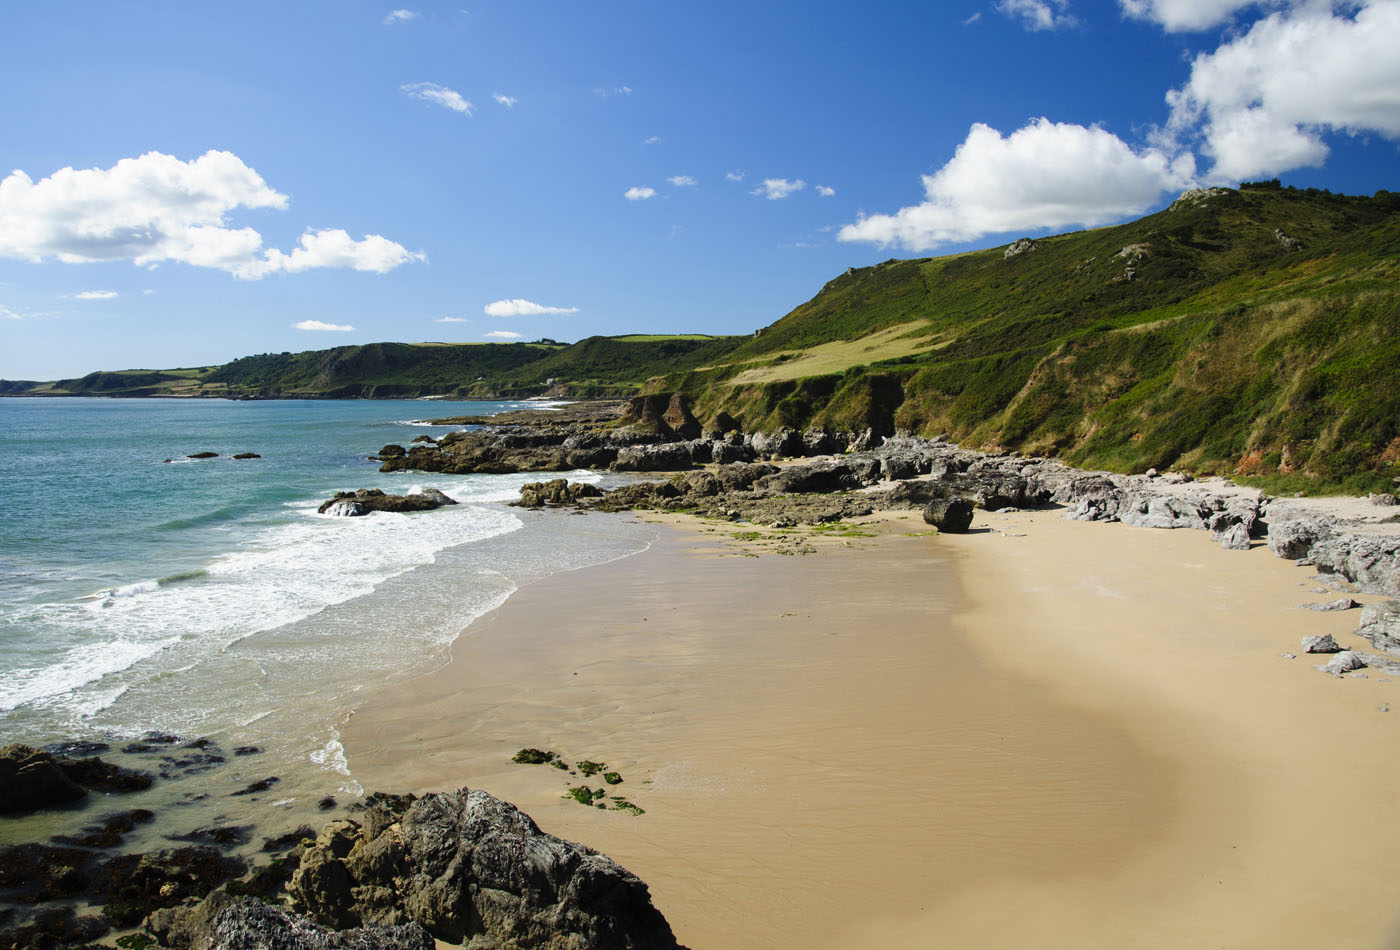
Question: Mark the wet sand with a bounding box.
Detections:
[343,507,1400,949]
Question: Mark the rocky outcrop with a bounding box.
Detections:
[318,488,457,517]
[0,744,153,815]
[515,479,604,508]
[284,788,683,949]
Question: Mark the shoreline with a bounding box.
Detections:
[340,502,1400,948]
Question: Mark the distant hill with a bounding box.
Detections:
[3,335,746,401]
[5,182,1397,491]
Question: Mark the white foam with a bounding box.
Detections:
[0,636,180,712]
[310,735,351,776]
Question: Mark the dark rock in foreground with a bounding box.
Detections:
[317,488,457,517]
[283,787,684,949]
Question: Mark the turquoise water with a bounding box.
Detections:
[0,397,650,831]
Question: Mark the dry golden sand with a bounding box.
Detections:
[343,508,1400,950]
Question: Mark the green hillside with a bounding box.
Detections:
[650,183,1400,492]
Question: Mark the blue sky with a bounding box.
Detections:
[2,0,1397,379]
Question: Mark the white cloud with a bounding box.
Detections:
[668,175,698,187]
[996,0,1075,30]
[485,329,523,339]
[624,186,657,201]
[142,288,155,295]
[401,82,473,115]
[838,118,1194,251]
[1,304,24,320]
[752,178,806,200]
[483,298,578,317]
[1120,0,1280,31]
[1165,1,1400,181]
[493,93,518,107]
[962,11,983,24]
[816,185,836,197]
[642,136,661,145]
[725,170,746,182]
[0,150,423,281]
[238,229,426,280]
[434,316,469,323]
[384,9,419,24]
[74,289,118,300]
[294,320,355,332]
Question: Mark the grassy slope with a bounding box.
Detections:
[652,184,1400,492]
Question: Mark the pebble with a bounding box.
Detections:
[1280,652,1297,659]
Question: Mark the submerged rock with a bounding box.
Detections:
[0,744,153,814]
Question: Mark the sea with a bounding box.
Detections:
[0,397,652,848]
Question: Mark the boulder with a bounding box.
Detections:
[1216,523,1251,550]
[378,444,407,458]
[923,498,974,533]
[1267,518,1329,560]
[712,462,777,493]
[318,488,458,517]
[1317,651,1365,676]
[1302,634,1342,654]
[286,787,684,949]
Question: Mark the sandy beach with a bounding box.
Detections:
[343,505,1400,949]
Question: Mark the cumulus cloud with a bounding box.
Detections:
[752,178,806,200]
[0,150,424,280]
[624,186,656,200]
[485,329,523,339]
[1120,0,1280,31]
[725,170,746,182]
[294,320,355,332]
[838,118,1194,251]
[434,316,469,323]
[816,185,836,197]
[483,298,578,317]
[493,93,518,107]
[401,82,473,114]
[384,9,419,24]
[996,0,1075,30]
[668,175,698,187]
[74,290,118,300]
[1165,1,1400,181]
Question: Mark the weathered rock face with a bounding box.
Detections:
[1356,600,1400,655]
[923,497,973,533]
[317,488,457,517]
[285,788,684,949]
[151,888,435,950]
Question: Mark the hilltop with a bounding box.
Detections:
[4,182,1397,491]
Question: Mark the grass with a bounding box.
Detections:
[724,321,937,384]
